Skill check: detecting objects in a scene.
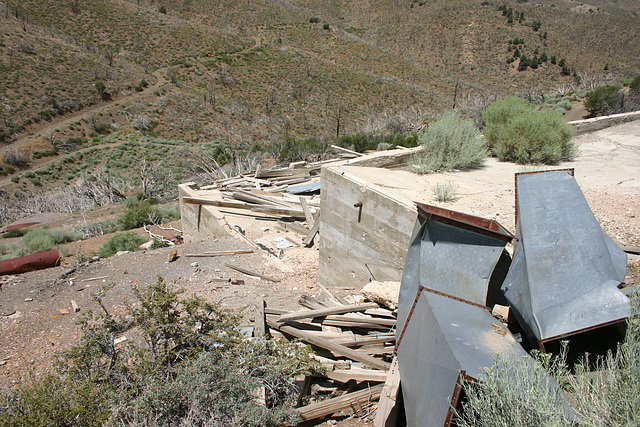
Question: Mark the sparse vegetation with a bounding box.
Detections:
[0,278,320,425]
[432,180,458,202]
[22,229,82,253]
[411,111,487,173]
[456,294,640,426]
[98,231,147,257]
[482,97,575,164]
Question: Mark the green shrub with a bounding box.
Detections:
[2,228,27,239]
[98,231,147,257]
[117,200,157,230]
[432,180,458,202]
[584,85,624,116]
[0,375,109,427]
[46,278,321,425]
[482,97,575,164]
[411,111,487,173]
[270,137,331,163]
[22,229,82,253]
[22,230,56,253]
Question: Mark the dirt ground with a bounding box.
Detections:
[1,119,639,425]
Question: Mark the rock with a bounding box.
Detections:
[492,304,510,325]
[115,251,130,257]
[168,249,179,262]
[190,261,198,268]
[361,281,401,310]
[58,308,69,315]
[71,300,80,313]
[140,240,154,250]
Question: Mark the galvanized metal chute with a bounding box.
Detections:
[396,287,531,427]
[397,203,514,333]
[502,170,629,351]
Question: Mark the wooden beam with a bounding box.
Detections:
[296,384,384,421]
[277,303,379,323]
[255,299,267,337]
[182,197,306,218]
[374,357,402,427]
[299,197,315,227]
[185,250,254,257]
[225,263,281,282]
[324,368,389,383]
[331,144,364,157]
[303,214,321,246]
[266,318,390,371]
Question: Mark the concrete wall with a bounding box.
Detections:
[570,110,640,135]
[178,183,227,242]
[318,166,417,290]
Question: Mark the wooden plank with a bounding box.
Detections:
[255,299,267,337]
[300,197,315,227]
[333,333,396,347]
[323,315,397,327]
[182,197,306,218]
[296,383,384,421]
[325,368,389,383]
[277,303,379,323]
[267,318,391,371]
[303,214,321,246]
[225,263,281,282]
[374,357,402,427]
[331,144,364,157]
[276,221,310,236]
[185,250,254,257]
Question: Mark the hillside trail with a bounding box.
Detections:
[0,68,169,188]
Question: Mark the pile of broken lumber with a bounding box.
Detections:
[183,159,349,246]
[256,285,396,422]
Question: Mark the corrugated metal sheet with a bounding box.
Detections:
[396,287,530,427]
[502,170,629,348]
[397,204,513,332]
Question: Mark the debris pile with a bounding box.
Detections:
[259,285,396,422]
[182,159,348,246]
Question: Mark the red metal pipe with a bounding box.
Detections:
[0,250,61,275]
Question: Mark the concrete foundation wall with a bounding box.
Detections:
[319,166,417,290]
[570,110,640,135]
[178,183,227,242]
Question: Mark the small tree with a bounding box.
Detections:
[411,111,487,173]
[482,97,575,164]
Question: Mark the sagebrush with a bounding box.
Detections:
[482,97,575,164]
[411,111,487,173]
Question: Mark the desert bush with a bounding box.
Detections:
[2,228,27,239]
[271,137,331,163]
[482,97,575,164]
[0,375,109,427]
[117,199,158,230]
[411,111,487,173]
[336,132,418,153]
[584,85,625,116]
[457,293,640,426]
[22,229,82,253]
[432,180,458,202]
[98,231,147,257]
[22,230,55,253]
[40,278,321,426]
[2,149,29,168]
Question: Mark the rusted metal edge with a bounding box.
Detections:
[445,371,478,427]
[3,222,40,232]
[514,169,575,228]
[0,250,61,275]
[538,317,627,353]
[415,202,514,242]
[395,286,491,353]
